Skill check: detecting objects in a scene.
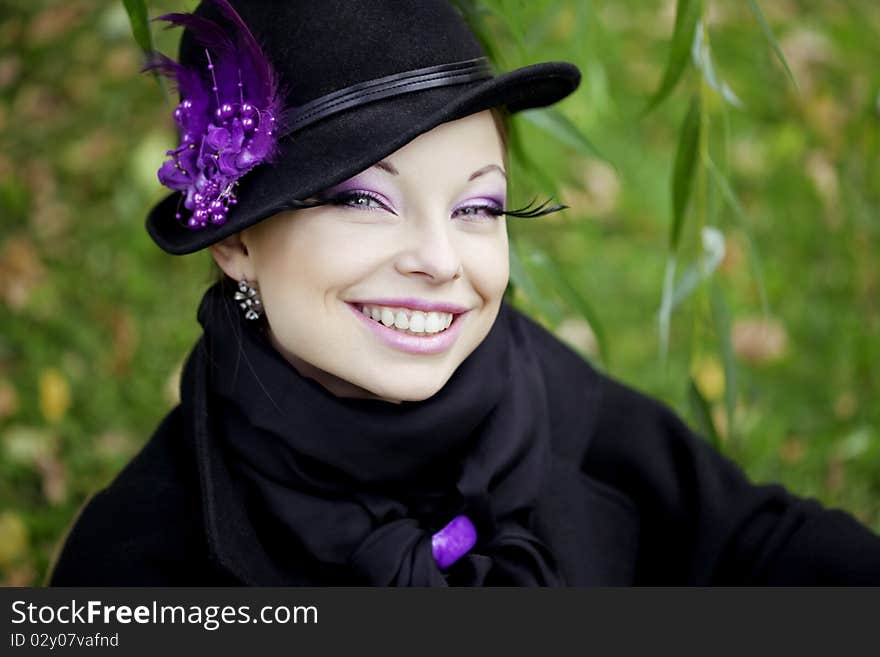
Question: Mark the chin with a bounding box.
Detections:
[364,377,446,404]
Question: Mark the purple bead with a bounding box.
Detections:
[187,216,200,229]
[216,103,235,120]
[210,199,225,211]
[193,208,209,221]
[181,99,192,110]
[193,193,205,205]
[210,212,226,225]
[431,514,477,570]
[241,103,255,118]
[242,117,255,132]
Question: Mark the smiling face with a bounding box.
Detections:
[210,109,510,404]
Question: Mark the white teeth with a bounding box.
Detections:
[358,304,454,335]
[408,312,425,333]
[424,312,440,333]
[393,310,410,330]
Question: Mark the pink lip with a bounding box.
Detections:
[349,298,469,314]
[346,302,469,355]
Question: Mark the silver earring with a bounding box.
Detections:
[234,278,264,320]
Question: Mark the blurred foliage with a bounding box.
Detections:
[1,0,878,585]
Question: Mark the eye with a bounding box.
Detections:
[453,203,504,221]
[330,190,503,221]
[331,190,391,212]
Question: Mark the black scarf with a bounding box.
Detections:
[183,279,564,586]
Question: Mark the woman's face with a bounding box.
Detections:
[216,110,509,403]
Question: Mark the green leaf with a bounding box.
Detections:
[670,95,701,252]
[709,280,736,444]
[746,0,799,92]
[524,250,610,368]
[657,227,724,363]
[508,116,560,198]
[496,0,528,55]
[643,0,702,115]
[121,0,171,101]
[687,375,722,450]
[520,107,609,164]
[658,254,677,364]
[523,0,571,49]
[122,0,153,54]
[508,239,563,325]
[706,158,770,317]
[666,226,726,311]
[691,22,743,109]
[0,175,30,226]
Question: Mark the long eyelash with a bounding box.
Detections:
[490,195,569,219]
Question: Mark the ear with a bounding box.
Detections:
[209,232,257,282]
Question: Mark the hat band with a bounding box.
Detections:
[284,56,494,134]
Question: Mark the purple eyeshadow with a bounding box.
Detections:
[321,174,506,213]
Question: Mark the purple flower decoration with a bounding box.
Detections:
[143,0,285,231]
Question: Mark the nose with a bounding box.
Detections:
[394,217,463,282]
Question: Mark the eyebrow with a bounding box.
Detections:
[372,160,506,181]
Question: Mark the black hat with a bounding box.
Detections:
[145,0,582,255]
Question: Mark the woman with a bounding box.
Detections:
[48,0,880,585]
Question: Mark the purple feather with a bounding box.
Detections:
[143,0,286,231]
[154,12,230,50]
[210,0,278,100]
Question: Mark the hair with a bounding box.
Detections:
[489,105,510,169]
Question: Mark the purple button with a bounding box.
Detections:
[431,514,477,570]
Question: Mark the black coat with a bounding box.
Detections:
[48,310,880,585]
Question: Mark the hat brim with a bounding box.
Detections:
[146,61,581,255]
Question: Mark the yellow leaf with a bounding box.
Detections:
[4,562,37,587]
[711,405,729,442]
[554,316,598,357]
[732,317,788,364]
[691,355,725,402]
[37,454,68,506]
[0,234,46,311]
[39,368,70,424]
[0,378,19,420]
[833,391,857,420]
[1,425,55,466]
[95,430,137,462]
[164,361,183,407]
[779,436,807,465]
[0,511,29,567]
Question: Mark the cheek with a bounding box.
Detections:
[462,231,509,301]
[250,220,370,333]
